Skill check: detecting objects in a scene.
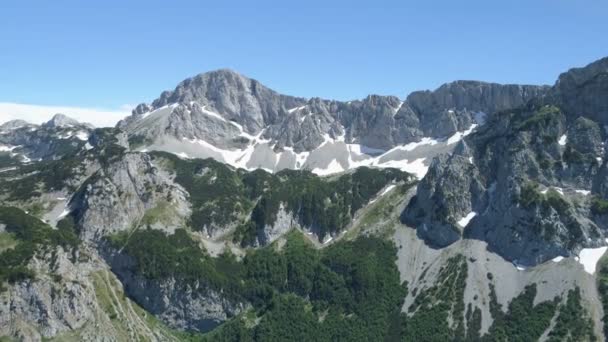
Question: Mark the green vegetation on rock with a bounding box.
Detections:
[110,229,406,340]
[0,155,85,200]
[597,254,608,338]
[401,255,468,341]
[516,105,562,131]
[152,151,412,244]
[547,287,596,342]
[484,284,558,341]
[591,196,608,216]
[0,206,79,291]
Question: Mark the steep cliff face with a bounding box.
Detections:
[407,81,550,137]
[404,58,608,266]
[552,56,608,125]
[103,246,246,333]
[1,246,195,341]
[70,152,191,243]
[0,247,98,340]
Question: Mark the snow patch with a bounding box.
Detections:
[578,246,608,274]
[542,186,564,195]
[75,131,89,141]
[558,134,567,146]
[0,144,19,152]
[393,101,404,116]
[446,124,478,145]
[312,159,345,176]
[457,212,477,228]
[370,184,397,204]
[0,167,17,173]
[57,209,71,220]
[288,106,306,113]
[394,137,439,152]
[552,256,565,263]
[375,158,428,180]
[575,189,591,196]
[378,184,397,197]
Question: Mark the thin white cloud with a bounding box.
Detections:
[0,102,131,127]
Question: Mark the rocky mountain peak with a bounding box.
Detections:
[0,119,32,131]
[43,113,82,128]
[130,69,307,134]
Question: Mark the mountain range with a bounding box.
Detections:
[0,56,607,341]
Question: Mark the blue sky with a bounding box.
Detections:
[0,0,607,118]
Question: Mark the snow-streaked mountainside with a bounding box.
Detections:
[117,69,547,178]
[2,57,608,341]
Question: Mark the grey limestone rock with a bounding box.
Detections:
[70,152,190,242]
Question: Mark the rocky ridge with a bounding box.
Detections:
[404,57,608,266]
[117,70,548,175]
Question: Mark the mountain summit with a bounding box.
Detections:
[43,113,83,128]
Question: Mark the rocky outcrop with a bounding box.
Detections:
[257,203,299,245]
[70,152,190,242]
[402,141,485,247]
[104,247,246,333]
[408,81,550,136]
[552,56,608,124]
[43,114,91,129]
[404,90,608,266]
[0,247,99,341]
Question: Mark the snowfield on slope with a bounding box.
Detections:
[578,246,608,274]
[138,122,478,179]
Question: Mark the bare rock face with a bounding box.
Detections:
[103,247,246,333]
[139,69,307,134]
[407,81,550,137]
[0,247,99,340]
[552,56,608,125]
[257,203,299,246]
[70,152,190,242]
[403,142,485,247]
